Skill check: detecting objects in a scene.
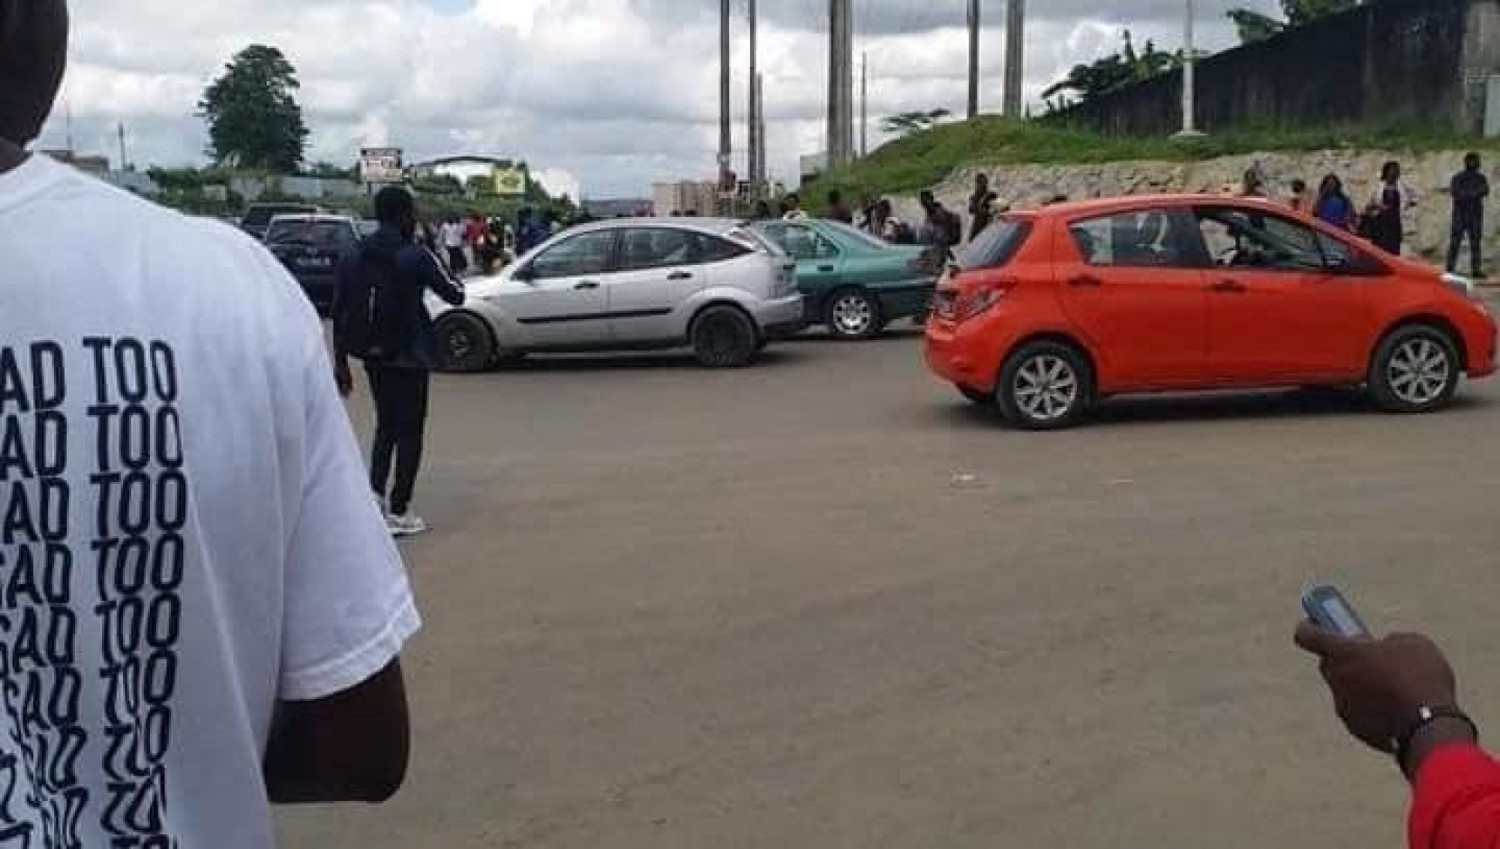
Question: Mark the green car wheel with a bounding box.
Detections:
[826,289,883,339]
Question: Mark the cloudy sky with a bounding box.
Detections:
[45,0,1281,199]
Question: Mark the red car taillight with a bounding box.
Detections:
[955,279,1016,322]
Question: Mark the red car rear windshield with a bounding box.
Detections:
[957,217,1032,271]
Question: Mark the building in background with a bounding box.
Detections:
[651,181,718,216]
[584,198,654,218]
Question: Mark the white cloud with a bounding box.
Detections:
[40,0,1278,197]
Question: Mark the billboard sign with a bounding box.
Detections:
[492,165,527,196]
[359,147,404,184]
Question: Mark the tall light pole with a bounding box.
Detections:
[860,52,868,158]
[719,0,733,206]
[967,0,980,120]
[827,0,853,166]
[1003,0,1024,118]
[1176,0,1203,137]
[748,0,760,188]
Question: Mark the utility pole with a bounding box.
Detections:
[1176,0,1203,136]
[967,0,980,120]
[1003,0,1025,117]
[860,52,868,158]
[719,0,733,210]
[756,73,767,186]
[748,0,759,189]
[827,0,853,166]
[117,122,128,171]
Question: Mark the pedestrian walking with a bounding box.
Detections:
[1314,174,1357,231]
[1448,152,1490,278]
[334,187,466,537]
[0,4,417,845]
[826,190,854,224]
[441,215,468,274]
[969,173,999,240]
[1366,161,1417,256]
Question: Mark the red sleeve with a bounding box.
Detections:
[1410,744,1500,849]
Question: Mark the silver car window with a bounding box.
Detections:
[531,230,617,279]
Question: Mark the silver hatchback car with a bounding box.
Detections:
[431,218,805,370]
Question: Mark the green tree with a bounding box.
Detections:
[1042,32,1183,104]
[198,45,309,172]
[879,109,952,137]
[1229,0,1361,44]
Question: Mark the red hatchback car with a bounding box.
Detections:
[925,195,1498,429]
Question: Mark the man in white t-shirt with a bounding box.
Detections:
[0,3,419,847]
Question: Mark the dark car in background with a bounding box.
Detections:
[241,202,320,240]
[264,214,361,313]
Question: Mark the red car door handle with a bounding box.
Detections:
[1067,275,1102,288]
[1209,279,1247,294]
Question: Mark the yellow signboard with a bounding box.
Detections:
[493,166,526,196]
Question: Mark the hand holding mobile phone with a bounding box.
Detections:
[1302,584,1372,639]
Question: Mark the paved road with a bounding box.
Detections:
[279,327,1500,849]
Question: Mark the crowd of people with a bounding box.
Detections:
[1240,156,1490,276]
[414,208,570,276]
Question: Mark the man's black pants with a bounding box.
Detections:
[1448,217,1484,277]
[366,364,431,516]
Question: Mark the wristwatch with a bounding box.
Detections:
[1395,705,1479,773]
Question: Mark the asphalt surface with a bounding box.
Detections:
[279,324,1500,849]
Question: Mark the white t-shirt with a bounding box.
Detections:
[0,155,419,848]
[441,223,464,249]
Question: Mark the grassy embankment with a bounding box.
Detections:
[812,117,1500,205]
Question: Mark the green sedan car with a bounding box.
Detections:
[751,219,940,339]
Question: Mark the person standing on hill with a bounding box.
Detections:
[1314,174,1357,231]
[969,173,999,240]
[919,190,962,260]
[1366,161,1418,257]
[1447,153,1489,279]
[1239,167,1267,199]
[1288,179,1310,214]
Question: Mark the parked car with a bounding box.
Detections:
[240,203,320,240]
[430,218,805,370]
[926,195,1498,429]
[264,213,361,313]
[750,218,939,338]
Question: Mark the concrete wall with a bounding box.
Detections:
[1054,0,1499,137]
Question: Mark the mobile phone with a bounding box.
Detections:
[1301,584,1371,639]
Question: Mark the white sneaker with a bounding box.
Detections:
[386,512,428,538]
